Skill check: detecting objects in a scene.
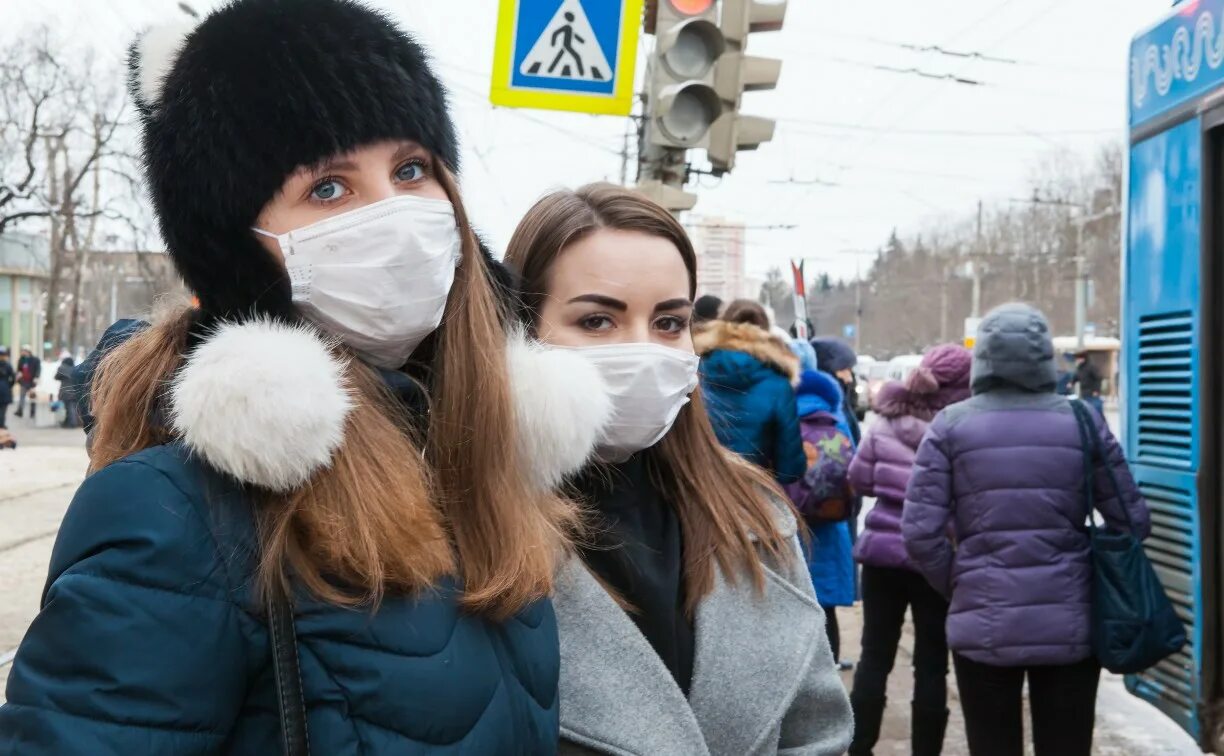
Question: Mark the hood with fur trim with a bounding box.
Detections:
[160,320,609,493]
[694,320,800,388]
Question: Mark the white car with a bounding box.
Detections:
[885,354,924,384]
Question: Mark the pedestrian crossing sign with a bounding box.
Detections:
[490,0,644,115]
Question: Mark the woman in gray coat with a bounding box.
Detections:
[505,184,853,756]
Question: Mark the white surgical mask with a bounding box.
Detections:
[564,342,700,462]
[253,195,461,368]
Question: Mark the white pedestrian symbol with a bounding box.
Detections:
[519,0,612,82]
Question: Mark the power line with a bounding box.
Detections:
[776,118,1116,139]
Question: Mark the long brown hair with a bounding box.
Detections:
[89,164,575,618]
[504,182,793,612]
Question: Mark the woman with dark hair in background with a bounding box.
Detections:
[846,344,971,756]
[696,298,807,485]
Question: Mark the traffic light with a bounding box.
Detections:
[645,0,725,148]
[708,0,786,173]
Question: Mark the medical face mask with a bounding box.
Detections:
[566,342,701,462]
[253,195,461,369]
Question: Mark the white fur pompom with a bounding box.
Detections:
[171,320,353,492]
[131,21,196,111]
[507,331,612,491]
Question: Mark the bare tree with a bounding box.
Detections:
[0,29,142,349]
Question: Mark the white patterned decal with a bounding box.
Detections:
[1132,10,1224,109]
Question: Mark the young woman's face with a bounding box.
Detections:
[535,228,694,351]
[254,139,447,259]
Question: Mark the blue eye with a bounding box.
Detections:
[310,179,344,202]
[396,160,426,183]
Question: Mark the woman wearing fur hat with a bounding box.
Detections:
[504,183,852,755]
[695,299,808,485]
[844,344,971,756]
[0,1,604,752]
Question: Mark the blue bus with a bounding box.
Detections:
[1129,1,1224,748]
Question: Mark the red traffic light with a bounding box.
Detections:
[668,0,715,14]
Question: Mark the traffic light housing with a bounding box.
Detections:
[645,0,725,148]
[708,0,786,173]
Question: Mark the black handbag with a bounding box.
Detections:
[266,587,311,756]
[1071,400,1186,674]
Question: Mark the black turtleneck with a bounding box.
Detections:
[573,454,694,695]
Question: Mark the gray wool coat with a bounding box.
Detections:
[554,502,854,755]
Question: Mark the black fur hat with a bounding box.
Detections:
[129,0,460,322]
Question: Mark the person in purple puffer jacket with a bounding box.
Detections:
[846,344,971,756]
[901,303,1150,756]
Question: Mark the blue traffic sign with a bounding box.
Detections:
[490,0,643,115]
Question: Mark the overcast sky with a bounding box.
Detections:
[6,0,1168,281]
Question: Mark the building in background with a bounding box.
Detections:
[0,232,50,355]
[75,251,185,352]
[689,216,747,301]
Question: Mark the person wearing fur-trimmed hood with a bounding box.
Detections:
[0,1,608,753]
[695,300,807,485]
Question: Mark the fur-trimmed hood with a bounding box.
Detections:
[693,320,800,387]
[164,320,610,493]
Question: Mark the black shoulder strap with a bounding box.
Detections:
[266,587,310,756]
[1071,399,1134,536]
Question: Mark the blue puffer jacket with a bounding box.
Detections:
[0,444,561,754]
[0,320,564,755]
[695,320,806,484]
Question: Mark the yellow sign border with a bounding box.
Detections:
[489,0,644,116]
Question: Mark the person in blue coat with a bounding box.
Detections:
[695,299,807,484]
[794,369,858,669]
[0,1,609,752]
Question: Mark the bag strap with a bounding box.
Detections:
[266,586,310,756]
[1070,399,1134,536]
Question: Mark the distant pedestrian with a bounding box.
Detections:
[1071,350,1104,414]
[0,346,14,429]
[785,368,857,671]
[14,345,40,420]
[901,303,1151,756]
[846,343,971,756]
[692,293,723,325]
[54,356,79,428]
[812,338,861,445]
[696,299,807,484]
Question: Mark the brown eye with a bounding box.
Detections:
[579,314,614,331]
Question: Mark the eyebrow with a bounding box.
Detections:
[309,157,358,176]
[654,298,692,313]
[568,294,627,311]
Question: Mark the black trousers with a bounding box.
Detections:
[0,402,7,429]
[823,605,840,663]
[851,565,949,709]
[953,653,1101,756]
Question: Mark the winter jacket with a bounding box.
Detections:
[696,321,806,484]
[554,495,853,755]
[785,370,856,608]
[848,396,929,571]
[1,318,611,754]
[16,354,39,388]
[901,303,1150,667]
[0,360,14,405]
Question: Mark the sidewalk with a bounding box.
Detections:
[835,586,1199,755]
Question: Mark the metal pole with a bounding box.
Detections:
[971,261,982,319]
[1075,220,1087,350]
[110,276,118,324]
[854,257,863,353]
